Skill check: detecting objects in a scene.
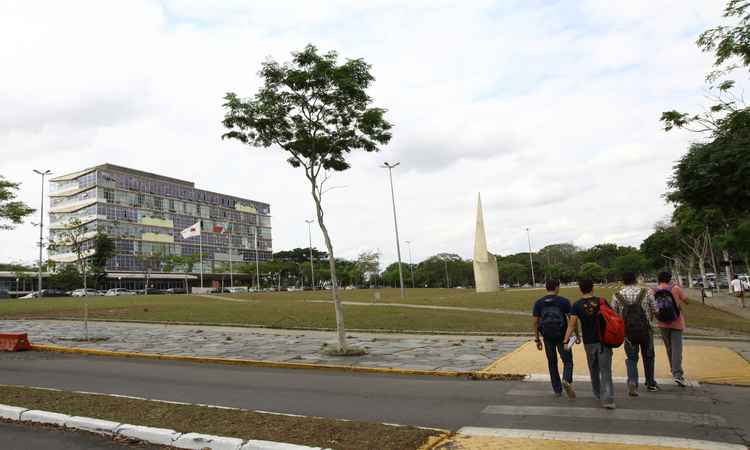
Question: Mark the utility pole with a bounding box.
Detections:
[255,229,261,291]
[444,257,450,288]
[33,169,51,296]
[305,219,315,290]
[405,240,415,289]
[526,227,536,287]
[381,162,405,299]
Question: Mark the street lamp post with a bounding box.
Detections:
[405,240,415,289]
[381,162,405,299]
[33,169,51,296]
[305,219,315,291]
[526,227,536,287]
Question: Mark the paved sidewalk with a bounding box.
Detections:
[685,288,750,320]
[305,300,527,316]
[0,320,525,372]
[482,340,750,386]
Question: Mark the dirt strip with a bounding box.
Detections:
[0,385,442,450]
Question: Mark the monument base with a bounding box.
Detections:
[474,253,499,293]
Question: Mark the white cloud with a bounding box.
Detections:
[0,0,725,268]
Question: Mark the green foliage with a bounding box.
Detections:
[221,44,392,171]
[640,224,681,270]
[612,253,649,277]
[497,262,529,286]
[0,176,35,230]
[90,232,116,289]
[579,262,607,282]
[48,265,82,291]
[273,247,327,263]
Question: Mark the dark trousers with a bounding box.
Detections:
[543,338,573,393]
[624,333,656,388]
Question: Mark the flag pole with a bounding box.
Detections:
[255,229,260,290]
[199,221,204,289]
[228,226,233,288]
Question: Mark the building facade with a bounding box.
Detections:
[47,164,271,289]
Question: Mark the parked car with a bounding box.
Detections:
[71,288,102,297]
[164,287,187,294]
[20,289,68,299]
[105,288,136,296]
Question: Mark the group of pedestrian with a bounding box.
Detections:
[532,271,689,409]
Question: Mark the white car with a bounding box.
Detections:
[71,288,101,297]
[105,288,136,296]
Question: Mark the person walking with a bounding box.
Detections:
[533,279,577,398]
[565,279,616,409]
[654,271,689,387]
[730,274,746,309]
[612,272,659,396]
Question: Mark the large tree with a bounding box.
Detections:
[221,45,392,352]
[0,176,34,230]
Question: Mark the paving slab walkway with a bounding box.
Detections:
[304,300,528,316]
[0,320,525,372]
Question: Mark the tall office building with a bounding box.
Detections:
[47,164,271,289]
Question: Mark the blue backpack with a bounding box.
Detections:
[654,287,680,323]
[539,298,566,341]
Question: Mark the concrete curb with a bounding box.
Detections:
[30,343,527,381]
[0,402,325,450]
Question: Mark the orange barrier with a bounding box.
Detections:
[0,333,31,352]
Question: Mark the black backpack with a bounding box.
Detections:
[539,298,566,341]
[654,287,680,323]
[618,289,650,345]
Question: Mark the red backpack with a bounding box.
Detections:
[596,298,625,348]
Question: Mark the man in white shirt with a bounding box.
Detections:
[730,275,745,309]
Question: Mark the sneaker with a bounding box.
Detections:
[674,377,687,387]
[603,402,617,409]
[562,380,576,399]
[646,384,660,392]
[627,383,639,397]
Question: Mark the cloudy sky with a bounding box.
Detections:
[0,0,724,267]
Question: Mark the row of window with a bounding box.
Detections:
[97,170,270,215]
[49,172,97,194]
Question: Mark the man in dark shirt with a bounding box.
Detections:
[533,279,577,398]
[564,278,616,409]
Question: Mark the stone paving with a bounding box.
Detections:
[0,320,526,372]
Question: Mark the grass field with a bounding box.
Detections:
[0,287,747,335]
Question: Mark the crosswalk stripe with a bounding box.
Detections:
[504,388,712,402]
[526,373,701,387]
[457,426,746,450]
[481,405,726,427]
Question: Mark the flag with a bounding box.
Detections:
[212,223,225,234]
[181,221,201,239]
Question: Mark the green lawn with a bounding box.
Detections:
[0,287,747,335]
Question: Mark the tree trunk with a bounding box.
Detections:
[698,256,707,291]
[310,179,346,352]
[687,256,695,288]
[722,250,733,294]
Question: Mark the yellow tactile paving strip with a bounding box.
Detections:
[436,435,696,450]
[482,341,750,386]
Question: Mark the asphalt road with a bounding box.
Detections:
[0,421,165,450]
[0,351,748,448]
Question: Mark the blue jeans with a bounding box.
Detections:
[624,333,656,387]
[543,338,573,393]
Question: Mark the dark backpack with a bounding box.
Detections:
[596,297,625,348]
[654,287,680,323]
[618,289,650,345]
[539,298,566,341]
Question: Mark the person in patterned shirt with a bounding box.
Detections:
[612,272,659,396]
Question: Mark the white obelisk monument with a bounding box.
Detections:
[473,193,500,293]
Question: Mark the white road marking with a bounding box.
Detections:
[504,388,712,402]
[481,405,726,426]
[457,426,746,450]
[526,373,701,387]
